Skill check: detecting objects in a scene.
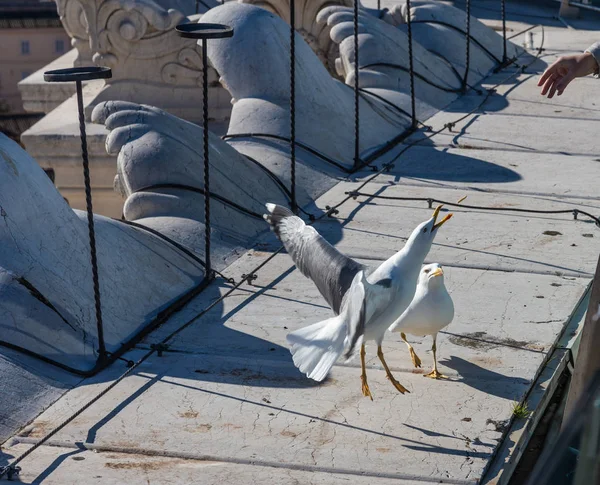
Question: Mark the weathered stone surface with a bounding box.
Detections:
[240,0,353,76]
[0,348,80,444]
[0,134,207,371]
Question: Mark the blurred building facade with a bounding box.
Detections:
[0,0,69,142]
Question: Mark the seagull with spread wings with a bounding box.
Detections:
[264,203,452,399]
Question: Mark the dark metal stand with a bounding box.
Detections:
[176,22,233,279]
[501,0,507,64]
[289,0,297,212]
[493,0,516,73]
[43,66,112,361]
[405,0,417,130]
[463,0,471,91]
[353,0,361,169]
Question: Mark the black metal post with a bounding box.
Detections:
[195,0,199,14]
[463,0,471,90]
[290,0,297,213]
[501,0,507,64]
[43,66,112,363]
[75,80,106,359]
[175,22,233,281]
[353,0,360,169]
[405,0,417,130]
[201,41,212,277]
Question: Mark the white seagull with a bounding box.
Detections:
[263,203,452,399]
[389,263,454,379]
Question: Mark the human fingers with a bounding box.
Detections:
[555,71,576,96]
[540,74,558,96]
[538,64,557,87]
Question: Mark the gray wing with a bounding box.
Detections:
[264,203,364,314]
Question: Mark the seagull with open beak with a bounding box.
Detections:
[389,263,454,379]
[264,203,453,399]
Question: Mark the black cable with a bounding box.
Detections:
[405,0,417,129]
[242,155,315,219]
[358,88,411,120]
[427,49,480,93]
[344,192,600,228]
[410,20,503,64]
[290,0,297,212]
[134,183,263,220]
[360,62,464,94]
[76,80,106,361]
[222,133,351,172]
[357,87,432,130]
[116,218,233,282]
[508,23,537,41]
[331,30,546,216]
[353,0,360,169]
[243,154,292,199]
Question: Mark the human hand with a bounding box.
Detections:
[538,52,598,98]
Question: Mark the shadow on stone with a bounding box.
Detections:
[387,146,522,183]
[441,356,531,400]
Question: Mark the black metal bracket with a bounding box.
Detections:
[175,22,233,39]
[241,273,258,284]
[43,66,112,83]
[150,343,170,357]
[325,205,340,217]
[0,465,21,480]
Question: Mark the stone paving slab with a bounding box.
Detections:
[140,253,587,366]
[357,146,600,200]
[2,443,448,485]
[421,77,600,123]
[6,361,506,484]
[408,112,599,158]
[5,248,586,483]
[310,184,599,275]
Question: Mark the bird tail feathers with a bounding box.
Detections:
[286,315,347,382]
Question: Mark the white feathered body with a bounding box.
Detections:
[361,254,422,343]
[390,266,454,337]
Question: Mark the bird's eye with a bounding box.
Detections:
[423,228,428,233]
[424,268,430,273]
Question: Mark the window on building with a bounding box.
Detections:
[21,40,30,55]
[55,39,65,54]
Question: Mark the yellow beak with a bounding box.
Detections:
[432,204,453,230]
[430,267,444,278]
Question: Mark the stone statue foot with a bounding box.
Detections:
[317,4,462,120]
[92,100,288,251]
